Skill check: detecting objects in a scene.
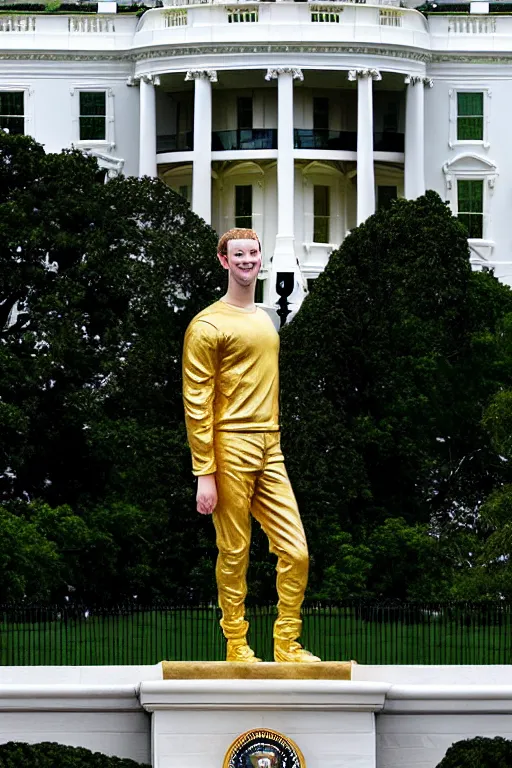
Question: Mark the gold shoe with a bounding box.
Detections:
[274,640,321,663]
[226,639,262,663]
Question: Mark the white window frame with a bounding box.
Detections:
[70,85,115,150]
[443,153,497,246]
[448,86,491,150]
[301,163,343,278]
[0,85,33,137]
[226,7,258,23]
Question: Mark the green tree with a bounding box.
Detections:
[436,736,512,768]
[279,191,512,598]
[0,132,224,602]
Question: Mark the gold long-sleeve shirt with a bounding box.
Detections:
[182,300,280,476]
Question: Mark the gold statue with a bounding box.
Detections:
[182,228,320,663]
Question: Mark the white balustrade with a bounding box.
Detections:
[448,15,496,33]
[0,16,36,32]
[379,9,402,25]
[164,9,188,25]
[68,16,116,33]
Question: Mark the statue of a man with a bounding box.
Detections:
[182,228,319,664]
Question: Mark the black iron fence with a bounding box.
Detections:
[0,602,511,666]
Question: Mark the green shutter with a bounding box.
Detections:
[457,179,483,239]
[79,92,106,140]
[457,92,484,141]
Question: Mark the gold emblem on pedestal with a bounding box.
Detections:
[223,728,306,768]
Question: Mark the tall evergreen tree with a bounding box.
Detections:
[278,191,512,598]
[0,133,224,602]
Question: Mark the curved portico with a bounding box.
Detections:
[129,0,431,300]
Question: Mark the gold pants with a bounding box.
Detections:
[213,430,309,642]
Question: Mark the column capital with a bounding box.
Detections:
[185,69,218,83]
[127,74,160,87]
[404,75,433,88]
[265,67,304,82]
[348,68,382,82]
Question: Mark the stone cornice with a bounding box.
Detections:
[0,43,432,64]
[6,46,512,67]
[132,43,431,64]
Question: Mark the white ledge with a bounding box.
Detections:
[384,684,512,714]
[139,679,391,712]
[0,684,141,711]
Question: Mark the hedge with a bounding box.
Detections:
[0,742,150,767]
[436,736,512,767]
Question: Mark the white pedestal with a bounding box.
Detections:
[140,679,388,768]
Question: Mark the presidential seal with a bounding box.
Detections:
[223,728,306,768]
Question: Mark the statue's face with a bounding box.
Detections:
[218,238,261,288]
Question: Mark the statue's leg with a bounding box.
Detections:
[251,432,320,662]
[213,431,263,660]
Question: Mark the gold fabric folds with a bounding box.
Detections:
[182,300,309,643]
[182,301,280,476]
[213,431,308,641]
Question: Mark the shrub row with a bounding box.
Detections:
[0,742,150,767]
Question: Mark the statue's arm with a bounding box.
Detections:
[182,320,219,514]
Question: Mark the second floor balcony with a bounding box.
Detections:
[156,131,193,152]
[156,128,404,154]
[212,129,277,151]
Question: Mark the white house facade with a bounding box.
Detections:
[1,0,511,304]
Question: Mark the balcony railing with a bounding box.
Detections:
[156,129,405,154]
[295,129,404,152]
[294,129,357,150]
[212,129,277,151]
[156,131,193,153]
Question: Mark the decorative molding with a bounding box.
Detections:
[131,43,431,63]
[127,74,160,86]
[347,68,382,81]
[433,53,512,64]
[184,69,218,82]
[404,75,433,87]
[0,44,432,63]
[442,153,498,190]
[142,73,160,85]
[265,67,304,81]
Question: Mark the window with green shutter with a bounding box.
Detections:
[0,92,24,135]
[457,179,483,239]
[457,92,483,141]
[79,91,106,141]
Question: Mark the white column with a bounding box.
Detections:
[185,69,217,225]
[348,68,381,225]
[265,67,306,323]
[404,75,432,200]
[138,74,159,178]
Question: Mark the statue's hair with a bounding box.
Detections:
[217,228,261,257]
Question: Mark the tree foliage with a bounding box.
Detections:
[0,742,149,768]
[436,736,512,768]
[0,132,224,602]
[279,191,512,599]
[3,134,512,603]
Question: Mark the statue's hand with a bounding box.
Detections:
[196,474,218,515]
